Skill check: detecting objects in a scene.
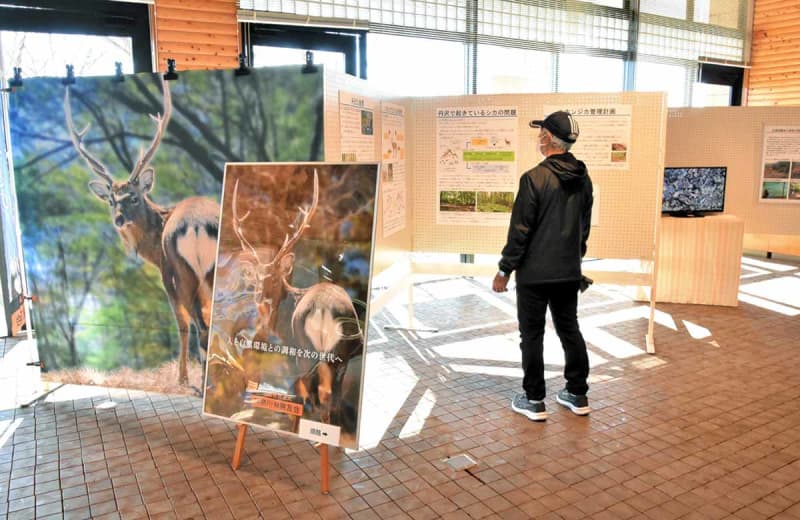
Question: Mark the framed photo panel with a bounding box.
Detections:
[203,162,379,449]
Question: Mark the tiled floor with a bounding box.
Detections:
[2,254,800,519]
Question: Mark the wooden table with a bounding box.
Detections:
[655,214,744,306]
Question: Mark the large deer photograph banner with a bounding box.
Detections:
[203,162,379,449]
[8,66,324,391]
[1,96,26,336]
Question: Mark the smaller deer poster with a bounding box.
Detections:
[203,162,379,449]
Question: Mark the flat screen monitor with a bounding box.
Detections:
[662,166,727,217]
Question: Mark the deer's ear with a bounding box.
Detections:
[137,168,155,193]
[279,253,295,278]
[88,180,112,201]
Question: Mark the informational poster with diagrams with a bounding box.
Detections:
[759,126,800,202]
[436,107,519,225]
[380,102,406,237]
[340,91,377,161]
[544,104,632,170]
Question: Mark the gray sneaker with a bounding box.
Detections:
[511,393,547,421]
[556,389,591,415]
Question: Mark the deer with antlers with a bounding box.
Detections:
[231,168,363,425]
[64,78,220,385]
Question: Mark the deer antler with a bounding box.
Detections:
[64,87,114,186]
[129,77,173,184]
[268,168,320,271]
[232,178,261,263]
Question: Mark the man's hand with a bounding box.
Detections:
[492,272,509,292]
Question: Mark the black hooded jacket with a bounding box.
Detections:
[498,152,593,285]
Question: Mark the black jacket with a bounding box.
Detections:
[499,152,593,285]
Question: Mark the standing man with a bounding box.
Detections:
[493,111,593,421]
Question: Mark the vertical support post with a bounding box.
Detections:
[231,423,248,470]
[320,444,330,494]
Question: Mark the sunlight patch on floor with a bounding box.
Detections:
[741,256,797,272]
[740,264,772,279]
[398,388,436,439]
[367,319,389,346]
[0,418,23,450]
[431,332,609,369]
[432,335,520,363]
[44,384,112,403]
[583,328,646,358]
[631,356,666,370]
[581,305,677,331]
[359,351,418,450]
[740,277,800,309]
[682,320,712,339]
[738,292,800,317]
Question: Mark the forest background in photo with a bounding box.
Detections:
[8,66,323,388]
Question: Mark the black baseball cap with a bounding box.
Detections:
[529,111,580,143]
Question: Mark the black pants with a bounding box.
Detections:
[516,281,589,401]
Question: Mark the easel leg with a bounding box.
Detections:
[320,444,329,494]
[231,423,247,470]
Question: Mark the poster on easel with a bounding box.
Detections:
[759,125,800,202]
[203,162,379,449]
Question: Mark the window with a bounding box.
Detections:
[237,0,749,107]
[636,61,691,107]
[252,46,345,73]
[695,62,743,105]
[694,0,742,29]
[245,24,365,78]
[558,54,624,93]
[0,0,152,76]
[692,83,732,107]
[476,45,553,94]
[1,32,134,78]
[367,33,464,97]
[640,0,687,19]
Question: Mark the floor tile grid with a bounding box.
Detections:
[0,257,799,518]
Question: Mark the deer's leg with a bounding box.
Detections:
[294,371,312,405]
[163,268,194,386]
[191,281,213,365]
[317,362,334,424]
[330,362,348,425]
[174,308,193,385]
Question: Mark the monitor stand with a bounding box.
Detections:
[669,212,705,218]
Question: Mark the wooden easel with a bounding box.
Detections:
[230,423,331,494]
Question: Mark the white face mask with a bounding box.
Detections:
[537,131,549,156]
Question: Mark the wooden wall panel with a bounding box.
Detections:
[154,0,239,71]
[746,0,800,106]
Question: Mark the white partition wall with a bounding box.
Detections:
[409,92,668,264]
[323,71,668,347]
[667,106,800,256]
[323,69,414,278]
